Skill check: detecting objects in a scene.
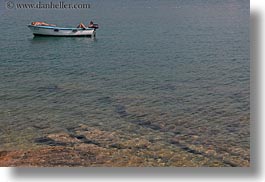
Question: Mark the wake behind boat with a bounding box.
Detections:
[28,22,99,37]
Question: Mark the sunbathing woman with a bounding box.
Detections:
[31,22,56,26]
[88,21,98,29]
[77,23,86,29]
[88,21,94,28]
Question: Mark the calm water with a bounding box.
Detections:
[0,0,249,166]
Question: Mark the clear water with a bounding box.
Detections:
[0,0,249,166]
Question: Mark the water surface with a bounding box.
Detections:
[0,0,249,166]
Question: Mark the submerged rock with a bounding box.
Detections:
[0,124,250,167]
[34,137,68,146]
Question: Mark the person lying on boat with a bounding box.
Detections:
[88,21,99,29]
[31,22,56,26]
[77,23,86,29]
[88,21,94,28]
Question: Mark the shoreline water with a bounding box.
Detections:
[0,123,249,167]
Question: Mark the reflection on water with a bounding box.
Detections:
[29,36,97,43]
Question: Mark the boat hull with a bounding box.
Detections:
[28,25,96,37]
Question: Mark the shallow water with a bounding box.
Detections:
[0,0,249,166]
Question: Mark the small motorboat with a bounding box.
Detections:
[28,24,97,37]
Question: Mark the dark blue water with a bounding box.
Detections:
[0,0,249,166]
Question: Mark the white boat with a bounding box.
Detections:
[28,25,96,37]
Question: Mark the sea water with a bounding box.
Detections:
[0,0,249,166]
